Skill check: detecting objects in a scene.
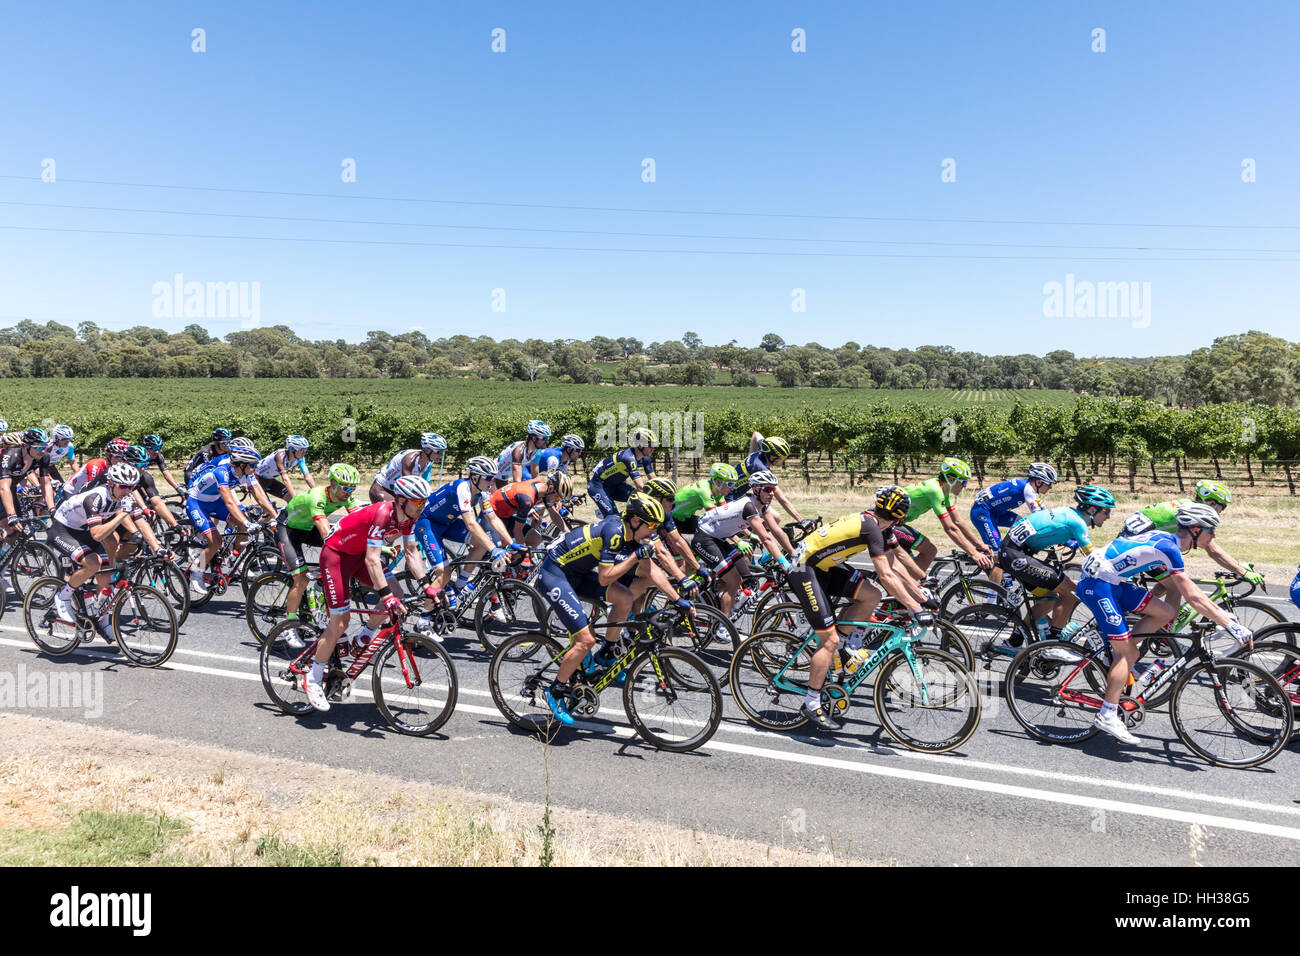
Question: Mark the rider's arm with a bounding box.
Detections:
[764,509,796,553]
[748,431,762,455]
[88,510,130,543]
[218,485,253,532]
[0,477,16,523]
[664,528,701,573]
[1170,572,1239,630]
[160,467,182,493]
[875,552,924,611]
[1201,537,1250,577]
[276,452,298,499]
[889,545,927,585]
[747,513,784,563]
[247,479,277,519]
[772,486,803,524]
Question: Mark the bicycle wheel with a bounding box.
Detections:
[129,560,190,628]
[260,620,321,715]
[22,577,82,656]
[474,579,547,652]
[240,545,283,593]
[1227,641,1300,740]
[752,600,805,636]
[748,582,797,634]
[662,604,739,682]
[623,647,721,752]
[949,602,1032,664]
[1226,598,1284,635]
[1168,659,1292,768]
[244,571,295,644]
[926,619,975,671]
[1004,642,1105,743]
[727,630,813,731]
[1252,622,1300,650]
[372,633,458,735]
[938,577,1005,618]
[8,541,60,602]
[112,584,178,667]
[873,648,981,753]
[487,633,566,732]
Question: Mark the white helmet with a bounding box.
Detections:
[106,463,141,486]
[229,447,261,465]
[53,425,75,441]
[527,420,552,440]
[467,455,497,478]
[747,470,779,488]
[286,434,310,451]
[1175,503,1220,530]
[561,434,585,454]
[421,433,447,453]
[1027,462,1058,485]
[392,475,432,500]
[229,436,257,452]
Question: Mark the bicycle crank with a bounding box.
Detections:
[820,684,851,727]
[1119,695,1145,727]
[568,686,600,719]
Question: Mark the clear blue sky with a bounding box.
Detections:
[1,1,1296,356]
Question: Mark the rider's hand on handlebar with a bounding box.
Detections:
[382,593,405,616]
[972,551,994,571]
[635,543,655,560]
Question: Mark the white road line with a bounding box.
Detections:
[1,632,1298,829]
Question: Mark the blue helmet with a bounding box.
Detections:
[141,434,164,451]
[1074,485,1116,510]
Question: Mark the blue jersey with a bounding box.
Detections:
[1084,531,1185,585]
[188,458,253,504]
[420,478,483,526]
[731,450,770,496]
[590,448,653,487]
[531,447,565,475]
[1005,506,1092,552]
[972,478,1039,517]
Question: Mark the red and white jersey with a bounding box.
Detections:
[54,487,145,531]
[324,501,416,555]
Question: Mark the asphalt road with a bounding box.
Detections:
[1,576,1297,866]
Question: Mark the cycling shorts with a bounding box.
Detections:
[257,476,292,502]
[586,477,633,519]
[186,495,241,536]
[996,543,1065,591]
[891,523,926,553]
[49,521,108,566]
[319,544,389,614]
[1076,576,1152,642]
[537,557,605,635]
[412,517,456,569]
[785,564,836,632]
[276,519,324,574]
[691,533,743,577]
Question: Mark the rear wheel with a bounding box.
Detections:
[260,620,321,715]
[244,571,295,644]
[727,630,813,731]
[1004,642,1105,744]
[22,577,82,656]
[474,579,547,653]
[8,541,60,603]
[938,577,1006,619]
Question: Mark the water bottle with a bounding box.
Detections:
[1058,621,1083,642]
[1131,659,1166,697]
[1034,617,1050,641]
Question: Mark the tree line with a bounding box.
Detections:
[1,319,1296,407]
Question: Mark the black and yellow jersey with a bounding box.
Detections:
[544,514,636,575]
[801,512,897,572]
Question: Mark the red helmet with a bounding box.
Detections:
[104,438,130,459]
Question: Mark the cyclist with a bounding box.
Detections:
[414,455,514,594]
[275,463,361,629]
[51,425,76,467]
[531,434,584,477]
[184,427,233,485]
[672,462,736,535]
[62,439,121,498]
[306,475,441,712]
[970,462,1058,585]
[368,433,446,503]
[1076,503,1253,745]
[48,463,169,638]
[640,476,704,585]
[141,434,184,495]
[998,485,1114,647]
[794,485,936,730]
[496,420,551,486]
[730,434,813,543]
[538,492,692,726]
[692,470,789,618]
[0,428,61,545]
[894,457,993,573]
[185,445,277,596]
[488,471,573,548]
[254,435,314,502]
[587,427,656,518]
[85,445,181,532]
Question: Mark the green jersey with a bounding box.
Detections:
[284,485,357,531]
[1139,499,1190,531]
[673,478,722,522]
[904,477,955,523]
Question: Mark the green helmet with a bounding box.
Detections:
[329,462,361,485]
[1194,479,1231,507]
[709,462,738,483]
[939,457,973,482]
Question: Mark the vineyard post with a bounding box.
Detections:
[1173,457,1184,492]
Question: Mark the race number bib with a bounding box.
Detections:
[1007,521,1034,547]
[1081,553,1105,578]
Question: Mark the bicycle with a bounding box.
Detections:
[1225,630,1300,741]
[728,611,981,753]
[1003,622,1292,768]
[0,524,61,616]
[260,600,458,736]
[488,605,722,752]
[22,569,179,667]
[927,549,1006,618]
[184,522,283,609]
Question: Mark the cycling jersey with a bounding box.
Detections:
[903,477,955,522]
[530,447,566,476]
[147,449,168,472]
[183,443,225,483]
[188,459,254,504]
[283,485,356,532]
[1081,530,1185,585]
[1004,506,1093,553]
[373,449,423,490]
[421,478,484,527]
[589,448,654,487]
[496,440,534,481]
[86,465,159,501]
[490,478,551,522]
[696,495,764,539]
[972,478,1038,516]
[545,515,636,576]
[54,487,145,531]
[1118,498,1190,537]
[255,448,309,480]
[729,450,769,498]
[801,512,897,571]
[672,479,722,523]
[325,501,417,555]
[0,447,60,485]
[63,458,108,496]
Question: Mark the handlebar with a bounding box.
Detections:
[782,516,823,545]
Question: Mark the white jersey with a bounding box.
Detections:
[374,449,418,489]
[255,448,306,480]
[697,496,763,539]
[54,487,143,531]
[495,441,526,481]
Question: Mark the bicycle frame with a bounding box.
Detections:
[766,620,935,705]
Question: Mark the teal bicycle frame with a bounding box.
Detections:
[768,618,936,708]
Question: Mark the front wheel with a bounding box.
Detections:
[128,559,191,628]
[623,647,721,752]
[1168,659,1292,768]
[474,579,547,653]
[112,584,179,667]
[937,577,1006,619]
[873,648,981,753]
[372,633,458,735]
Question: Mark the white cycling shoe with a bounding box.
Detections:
[1094,711,1139,745]
[52,592,78,624]
[302,672,330,712]
[188,571,208,598]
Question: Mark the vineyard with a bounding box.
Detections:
[4,379,1298,494]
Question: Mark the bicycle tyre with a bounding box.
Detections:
[727,630,813,731]
[873,647,981,753]
[937,577,1006,619]
[752,599,805,636]
[240,545,284,594]
[1004,642,1105,743]
[623,647,721,752]
[260,619,321,715]
[1168,658,1292,768]
[8,541,60,603]
[128,559,191,628]
[1226,640,1300,740]
[112,584,179,667]
[949,602,1033,664]
[22,577,82,656]
[474,578,547,653]
[1226,598,1285,634]
[1252,622,1300,649]
[372,633,458,735]
[487,632,567,732]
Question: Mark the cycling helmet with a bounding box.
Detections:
[328,463,361,486]
[467,455,497,479]
[1073,485,1116,510]
[23,427,50,447]
[286,434,310,452]
[123,445,150,468]
[141,434,164,451]
[211,427,233,442]
[420,433,447,453]
[1027,462,1058,485]
[526,420,552,441]
[939,457,973,482]
[229,436,256,452]
[560,434,585,454]
[104,437,128,458]
[548,471,574,498]
[709,462,739,483]
[0,419,7,431]
[629,427,655,449]
[623,492,665,526]
[392,475,432,500]
[644,476,677,500]
[106,463,141,486]
[53,425,74,442]
[874,485,911,521]
[747,470,779,489]
[1194,479,1231,507]
[1175,502,1220,530]
[760,436,791,459]
[3,433,22,446]
[229,448,261,465]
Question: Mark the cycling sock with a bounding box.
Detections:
[1099,701,1118,719]
[310,661,324,682]
[550,679,570,695]
[804,687,821,708]
[354,626,376,645]
[454,573,470,589]
[285,611,298,620]
[57,585,72,600]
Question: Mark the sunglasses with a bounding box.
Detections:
[335,484,357,494]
